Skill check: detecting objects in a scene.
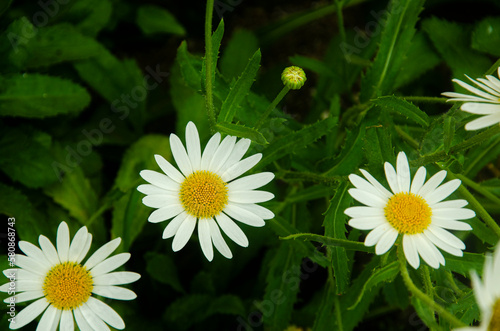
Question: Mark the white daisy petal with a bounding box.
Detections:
[154,154,185,183]
[77,234,93,264]
[359,169,392,198]
[15,255,49,276]
[172,215,197,252]
[227,172,274,191]
[80,303,110,330]
[223,204,265,227]
[423,230,463,257]
[90,253,131,277]
[139,170,180,191]
[84,238,121,270]
[215,213,249,247]
[10,298,49,330]
[37,304,59,331]
[218,138,251,174]
[68,226,88,262]
[347,188,386,208]
[186,121,202,171]
[3,290,44,304]
[461,102,500,115]
[209,218,232,259]
[431,208,476,220]
[10,280,43,292]
[427,225,465,250]
[93,271,141,286]
[86,297,125,330]
[431,217,472,231]
[56,222,70,263]
[209,135,236,173]
[162,211,189,239]
[349,174,378,193]
[431,199,468,209]
[452,78,499,101]
[403,235,420,269]
[442,91,493,102]
[2,268,41,281]
[142,194,180,209]
[414,234,440,269]
[198,218,214,261]
[416,170,447,198]
[137,184,169,195]
[74,307,93,331]
[364,224,391,247]
[348,216,387,230]
[375,229,398,255]
[424,179,461,205]
[466,74,500,96]
[92,285,137,301]
[228,190,274,204]
[170,133,193,177]
[384,161,399,194]
[229,203,274,220]
[410,167,426,194]
[39,235,60,266]
[221,153,262,182]
[344,206,384,218]
[200,132,221,169]
[59,309,73,331]
[148,204,184,223]
[396,152,411,193]
[465,113,500,131]
[18,241,51,268]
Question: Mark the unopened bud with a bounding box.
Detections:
[281,66,306,90]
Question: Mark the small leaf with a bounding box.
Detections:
[280,233,374,253]
[175,41,202,91]
[220,29,259,79]
[215,121,268,145]
[0,74,90,118]
[145,252,184,292]
[373,96,430,127]
[218,49,261,123]
[137,5,186,36]
[443,252,485,277]
[324,125,365,176]
[472,17,500,56]
[349,261,399,309]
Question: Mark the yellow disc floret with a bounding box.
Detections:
[489,299,500,331]
[43,262,93,310]
[384,192,432,234]
[180,170,228,219]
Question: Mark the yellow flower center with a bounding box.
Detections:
[42,262,93,310]
[384,192,432,234]
[180,170,228,218]
[489,299,500,331]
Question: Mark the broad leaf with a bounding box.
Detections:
[136,5,186,36]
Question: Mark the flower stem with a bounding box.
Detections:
[400,96,449,103]
[397,246,466,328]
[204,0,216,132]
[334,0,346,44]
[255,86,290,129]
[447,172,500,239]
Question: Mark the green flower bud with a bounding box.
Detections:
[281,66,307,90]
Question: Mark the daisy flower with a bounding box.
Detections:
[455,244,500,331]
[138,121,275,261]
[442,67,500,131]
[344,151,475,269]
[0,221,140,330]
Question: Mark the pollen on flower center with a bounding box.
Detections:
[488,299,500,331]
[384,192,432,234]
[180,170,228,218]
[42,262,93,310]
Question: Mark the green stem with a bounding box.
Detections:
[204,0,216,132]
[334,292,344,331]
[414,124,500,167]
[397,246,466,328]
[486,57,500,75]
[395,125,419,149]
[447,172,500,239]
[255,86,290,129]
[420,266,433,299]
[401,96,449,103]
[335,0,346,44]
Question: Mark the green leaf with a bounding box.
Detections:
[286,185,332,204]
[290,55,335,76]
[136,5,186,36]
[44,143,99,226]
[0,183,51,243]
[443,252,485,277]
[0,73,90,118]
[280,233,374,253]
[258,117,336,169]
[145,252,184,292]
[0,128,59,188]
[64,0,113,37]
[472,17,500,56]
[312,281,337,330]
[175,41,202,91]
[411,296,440,329]
[373,96,430,127]
[422,17,491,81]
[443,115,455,153]
[269,217,329,268]
[261,242,302,330]
[0,0,11,16]
[324,125,365,176]
[218,49,261,123]
[349,261,399,309]
[323,182,352,294]
[220,29,259,79]
[360,0,425,101]
[112,135,171,250]
[215,121,268,145]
